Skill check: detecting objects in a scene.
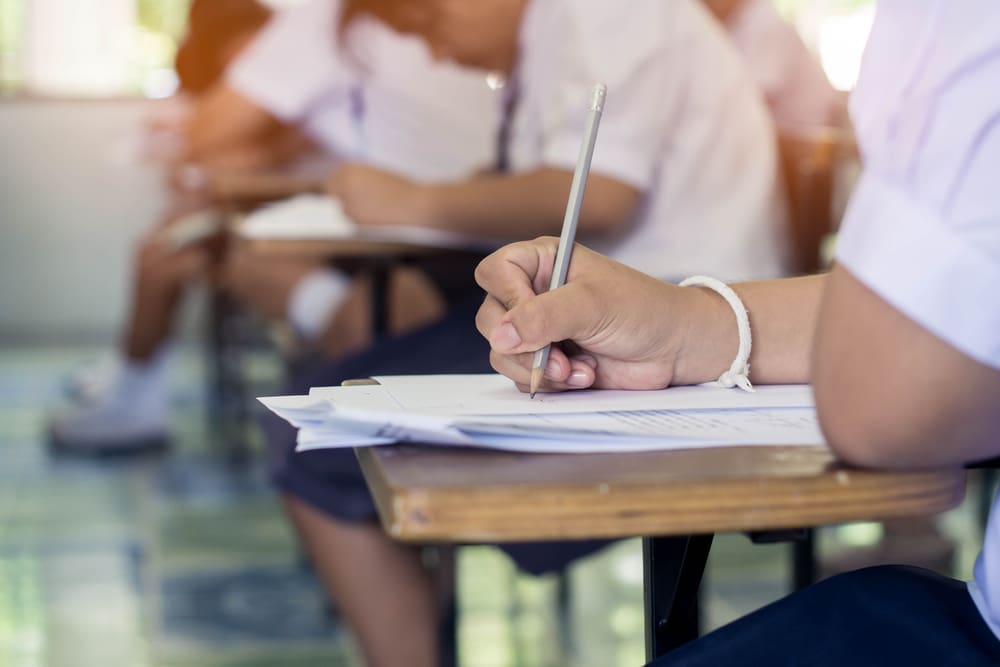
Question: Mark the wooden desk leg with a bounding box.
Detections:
[643,534,714,661]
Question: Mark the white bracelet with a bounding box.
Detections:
[678,275,754,392]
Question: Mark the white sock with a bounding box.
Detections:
[117,347,170,411]
[287,269,353,341]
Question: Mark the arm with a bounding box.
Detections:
[420,168,641,237]
[329,165,641,239]
[474,237,822,391]
[183,83,283,163]
[813,264,1000,468]
[477,240,1000,468]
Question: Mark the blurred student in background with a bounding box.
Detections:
[703,0,843,129]
[49,0,279,451]
[48,0,499,453]
[263,0,791,664]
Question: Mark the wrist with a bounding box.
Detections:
[670,284,740,385]
[410,183,443,228]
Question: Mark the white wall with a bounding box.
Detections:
[0,99,169,342]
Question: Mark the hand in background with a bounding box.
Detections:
[328,163,431,228]
[474,237,709,392]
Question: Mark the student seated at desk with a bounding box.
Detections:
[475,3,1000,664]
[48,0,287,450]
[263,0,788,664]
[48,0,499,452]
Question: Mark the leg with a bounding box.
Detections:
[49,234,210,452]
[651,565,1000,667]
[284,496,439,667]
[123,236,211,361]
[263,300,492,664]
[218,248,446,360]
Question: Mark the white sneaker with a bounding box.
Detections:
[49,356,170,454]
[63,355,121,404]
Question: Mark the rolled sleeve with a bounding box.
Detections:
[225,0,346,122]
[837,172,1000,370]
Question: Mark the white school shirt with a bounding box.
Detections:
[724,0,840,129]
[226,0,500,181]
[509,0,788,282]
[834,0,1000,641]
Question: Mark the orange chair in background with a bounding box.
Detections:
[777,126,857,275]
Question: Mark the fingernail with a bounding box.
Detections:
[567,370,591,387]
[492,322,522,351]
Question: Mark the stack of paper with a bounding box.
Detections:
[260,373,826,454]
[236,193,500,251]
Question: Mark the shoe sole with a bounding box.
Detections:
[47,429,170,458]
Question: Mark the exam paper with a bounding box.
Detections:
[259,374,826,454]
[457,407,823,445]
[312,373,816,415]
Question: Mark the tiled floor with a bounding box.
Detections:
[0,344,991,667]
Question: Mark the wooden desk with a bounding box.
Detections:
[356,444,965,660]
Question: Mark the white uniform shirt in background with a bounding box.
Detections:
[512,0,788,282]
[834,0,1000,641]
[724,0,840,129]
[226,0,500,181]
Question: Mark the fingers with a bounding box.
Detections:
[490,281,602,355]
[488,345,570,385]
[475,238,559,311]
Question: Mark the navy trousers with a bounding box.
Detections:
[654,565,1000,666]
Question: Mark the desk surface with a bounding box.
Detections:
[356,445,966,542]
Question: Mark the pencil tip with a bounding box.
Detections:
[528,366,543,399]
[529,391,536,399]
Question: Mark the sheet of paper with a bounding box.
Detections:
[236,193,499,251]
[457,407,824,445]
[355,373,816,415]
[260,374,825,455]
[290,408,824,453]
[297,429,393,451]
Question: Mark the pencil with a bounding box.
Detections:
[529,83,607,398]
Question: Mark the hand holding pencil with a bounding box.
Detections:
[474,237,700,393]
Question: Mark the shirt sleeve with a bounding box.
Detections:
[835,5,1000,369]
[225,0,350,123]
[533,0,682,190]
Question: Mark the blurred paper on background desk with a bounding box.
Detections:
[236,193,500,251]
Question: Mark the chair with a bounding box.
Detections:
[774,126,857,588]
[776,126,856,275]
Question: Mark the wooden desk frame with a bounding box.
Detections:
[356,444,965,661]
